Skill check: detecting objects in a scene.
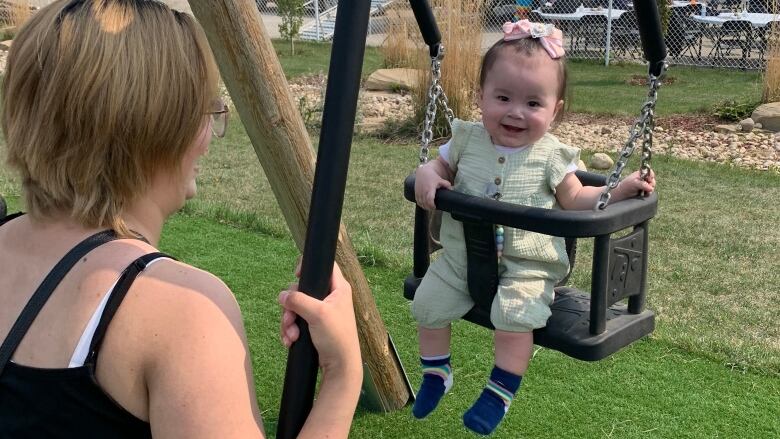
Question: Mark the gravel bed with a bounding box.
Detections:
[287,75,780,172]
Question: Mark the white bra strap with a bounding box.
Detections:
[68,257,168,368]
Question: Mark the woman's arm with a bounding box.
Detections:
[278,264,362,438]
[139,260,361,439]
[140,262,265,438]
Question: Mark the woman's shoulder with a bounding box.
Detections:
[102,245,260,436]
[132,256,240,320]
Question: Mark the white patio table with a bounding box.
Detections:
[690,12,777,27]
[536,5,627,21]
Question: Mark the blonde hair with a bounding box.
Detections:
[2,0,219,236]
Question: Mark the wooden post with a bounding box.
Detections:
[187,0,411,411]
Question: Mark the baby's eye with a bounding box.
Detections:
[528,101,541,107]
[497,95,509,102]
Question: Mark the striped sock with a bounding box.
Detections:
[463,366,522,435]
[412,354,453,419]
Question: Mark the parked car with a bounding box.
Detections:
[484,0,545,23]
[255,0,337,14]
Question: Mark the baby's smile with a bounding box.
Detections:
[501,124,525,133]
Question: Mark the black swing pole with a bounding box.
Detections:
[409,0,442,57]
[276,1,371,438]
[633,0,667,76]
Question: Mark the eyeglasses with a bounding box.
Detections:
[208,98,229,138]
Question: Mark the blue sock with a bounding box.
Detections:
[412,354,453,419]
[463,366,522,435]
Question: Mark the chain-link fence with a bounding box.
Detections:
[254,0,780,71]
[10,1,780,70]
[0,0,33,33]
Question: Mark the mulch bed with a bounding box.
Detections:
[565,112,725,132]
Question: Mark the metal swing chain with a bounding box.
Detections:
[419,45,455,166]
[595,61,668,210]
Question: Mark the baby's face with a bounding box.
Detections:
[477,50,563,148]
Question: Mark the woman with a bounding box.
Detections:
[0,1,361,437]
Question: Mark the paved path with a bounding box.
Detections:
[27,1,285,39]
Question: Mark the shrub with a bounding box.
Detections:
[711,99,760,121]
[277,0,304,55]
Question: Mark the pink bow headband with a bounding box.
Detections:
[502,20,565,59]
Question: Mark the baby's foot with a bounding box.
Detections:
[463,366,521,435]
[412,355,453,419]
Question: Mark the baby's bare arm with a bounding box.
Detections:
[556,170,656,210]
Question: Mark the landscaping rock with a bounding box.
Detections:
[740,117,754,132]
[0,40,11,51]
[589,153,614,170]
[364,68,421,92]
[202,71,780,174]
[751,102,780,132]
[577,159,587,171]
[715,124,738,134]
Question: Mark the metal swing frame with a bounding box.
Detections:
[404,0,668,361]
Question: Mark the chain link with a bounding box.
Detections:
[419,45,455,166]
[595,62,667,210]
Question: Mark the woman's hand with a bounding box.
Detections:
[278,264,360,375]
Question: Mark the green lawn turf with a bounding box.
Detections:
[157,212,780,439]
[273,39,762,116]
[566,59,763,116]
[180,123,780,378]
[0,194,776,437]
[272,39,384,80]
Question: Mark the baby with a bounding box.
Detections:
[411,21,656,435]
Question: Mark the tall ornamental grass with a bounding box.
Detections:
[381,0,483,140]
[1,0,32,34]
[762,1,780,102]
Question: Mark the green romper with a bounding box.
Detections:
[412,119,580,332]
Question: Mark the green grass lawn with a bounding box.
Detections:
[567,59,763,116]
[180,126,780,378]
[275,41,762,117]
[272,39,384,80]
[1,194,777,437]
[156,212,779,438]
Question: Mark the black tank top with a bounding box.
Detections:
[0,213,171,438]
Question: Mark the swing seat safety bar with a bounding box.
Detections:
[403,172,657,238]
[403,171,656,361]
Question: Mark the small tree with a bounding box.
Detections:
[277,0,304,55]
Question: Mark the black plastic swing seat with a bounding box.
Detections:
[403,171,658,361]
[404,277,655,361]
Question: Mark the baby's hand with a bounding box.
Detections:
[414,162,452,211]
[614,170,656,201]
